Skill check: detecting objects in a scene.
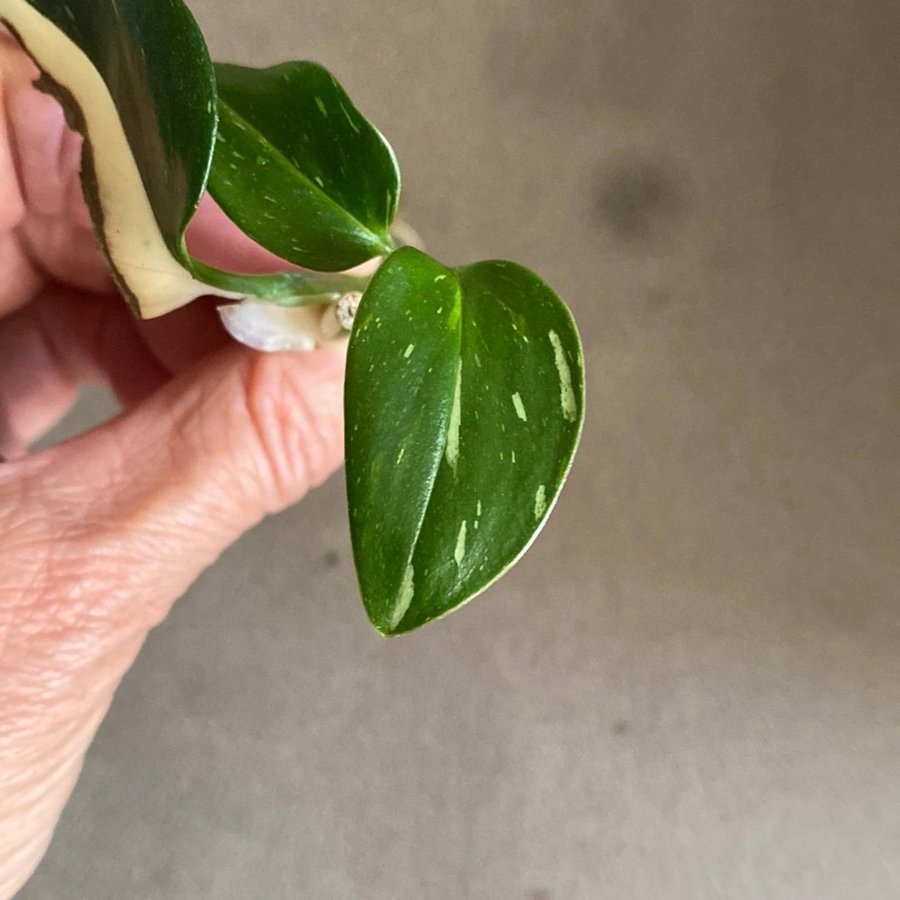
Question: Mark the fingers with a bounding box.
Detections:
[7,341,346,635]
[135,294,233,375]
[0,343,345,890]
[186,195,299,275]
[0,286,170,454]
[0,39,349,898]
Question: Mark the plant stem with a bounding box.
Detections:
[190,260,371,307]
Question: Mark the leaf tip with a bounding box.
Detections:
[365,562,416,636]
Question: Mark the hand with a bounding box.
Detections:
[0,41,346,896]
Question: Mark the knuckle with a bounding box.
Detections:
[233,351,341,512]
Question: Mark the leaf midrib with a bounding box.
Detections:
[384,274,464,633]
[390,264,586,633]
[215,98,390,252]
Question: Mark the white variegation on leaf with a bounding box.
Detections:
[0,0,232,317]
[0,0,346,351]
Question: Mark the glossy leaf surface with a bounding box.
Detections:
[210,61,399,272]
[346,248,584,634]
[20,0,217,260]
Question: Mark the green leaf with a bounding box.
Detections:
[5,0,218,315]
[209,61,399,272]
[345,247,585,635]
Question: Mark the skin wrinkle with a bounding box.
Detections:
[235,351,317,513]
[1,333,340,732]
[1,550,138,868]
[1,693,107,784]
[0,695,110,898]
[0,496,52,673]
[5,625,139,735]
[0,36,346,895]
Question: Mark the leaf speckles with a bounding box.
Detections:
[445,362,462,472]
[534,485,547,520]
[454,521,467,567]
[549,330,577,422]
[347,251,583,633]
[511,392,528,422]
[389,564,415,632]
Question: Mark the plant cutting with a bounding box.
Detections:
[0,0,585,634]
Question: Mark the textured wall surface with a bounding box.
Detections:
[22,1,900,898]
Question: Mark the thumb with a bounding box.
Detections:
[17,340,346,634]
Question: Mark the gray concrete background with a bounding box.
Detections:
[21,1,900,898]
